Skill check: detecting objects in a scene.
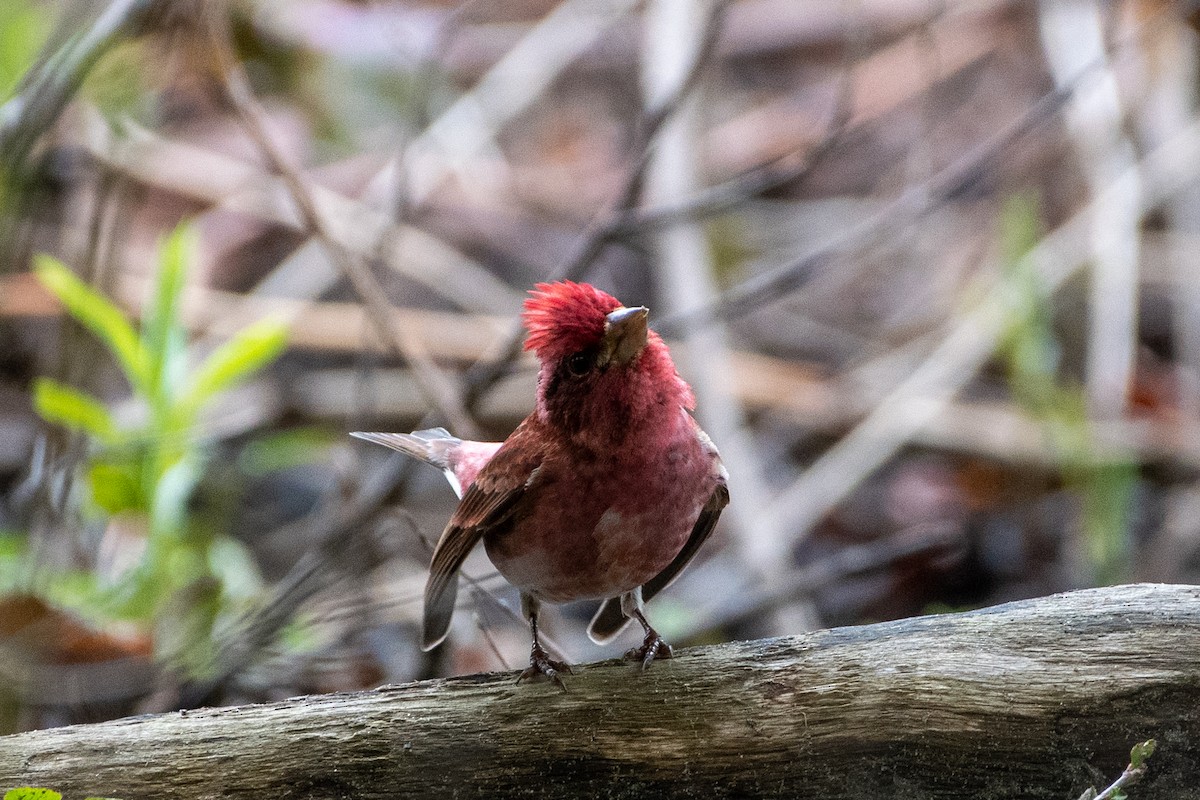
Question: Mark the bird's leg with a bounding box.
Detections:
[517,593,572,689]
[625,606,673,670]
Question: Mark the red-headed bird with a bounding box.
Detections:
[353,281,729,686]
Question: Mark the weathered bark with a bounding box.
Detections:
[0,583,1197,799]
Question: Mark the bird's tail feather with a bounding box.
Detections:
[587,597,633,644]
[350,429,462,470]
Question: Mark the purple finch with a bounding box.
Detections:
[353,281,729,686]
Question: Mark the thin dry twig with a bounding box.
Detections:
[420,527,571,665]
[200,6,480,439]
[677,522,964,641]
[761,111,1200,550]
[462,0,731,409]
[653,80,1071,337]
[79,114,523,315]
[402,0,644,206]
[471,596,513,672]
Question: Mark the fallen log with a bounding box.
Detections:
[0,583,1197,799]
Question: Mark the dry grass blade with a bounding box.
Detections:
[463,0,731,408]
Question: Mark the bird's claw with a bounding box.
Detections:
[517,644,573,690]
[625,630,673,670]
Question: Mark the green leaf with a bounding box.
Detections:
[207,535,263,601]
[176,316,289,418]
[238,427,335,476]
[4,788,63,800]
[102,560,161,621]
[87,461,143,515]
[155,576,221,678]
[81,37,147,123]
[43,567,110,623]
[32,377,119,443]
[1130,738,1157,769]
[0,530,24,559]
[143,223,194,400]
[149,455,202,540]
[0,531,28,595]
[280,615,320,654]
[0,0,48,102]
[1000,192,1042,268]
[35,255,150,394]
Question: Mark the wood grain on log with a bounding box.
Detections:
[0,583,1197,799]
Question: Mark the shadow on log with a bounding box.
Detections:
[0,583,1197,799]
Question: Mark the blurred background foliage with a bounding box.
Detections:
[1,0,1199,732]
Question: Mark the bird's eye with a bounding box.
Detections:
[566,351,593,377]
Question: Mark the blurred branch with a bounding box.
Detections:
[78,113,524,314]
[533,0,728,263]
[653,80,1071,338]
[402,0,642,206]
[612,141,838,236]
[761,109,1200,548]
[201,7,480,439]
[434,0,1014,80]
[462,0,730,409]
[1136,9,1200,417]
[1038,0,1141,422]
[163,283,510,363]
[679,522,964,641]
[654,2,1179,337]
[641,0,785,577]
[604,18,859,235]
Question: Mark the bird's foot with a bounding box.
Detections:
[517,644,573,690]
[625,629,673,670]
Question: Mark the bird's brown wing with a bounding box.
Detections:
[422,424,544,650]
[588,481,730,643]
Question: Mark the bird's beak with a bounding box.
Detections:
[600,305,649,367]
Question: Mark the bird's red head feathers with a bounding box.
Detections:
[522,281,623,360]
[521,281,695,440]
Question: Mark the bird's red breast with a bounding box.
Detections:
[482,408,721,602]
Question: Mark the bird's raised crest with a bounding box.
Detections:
[522,281,623,359]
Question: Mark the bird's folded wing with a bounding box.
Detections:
[422,431,543,650]
[588,481,730,643]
